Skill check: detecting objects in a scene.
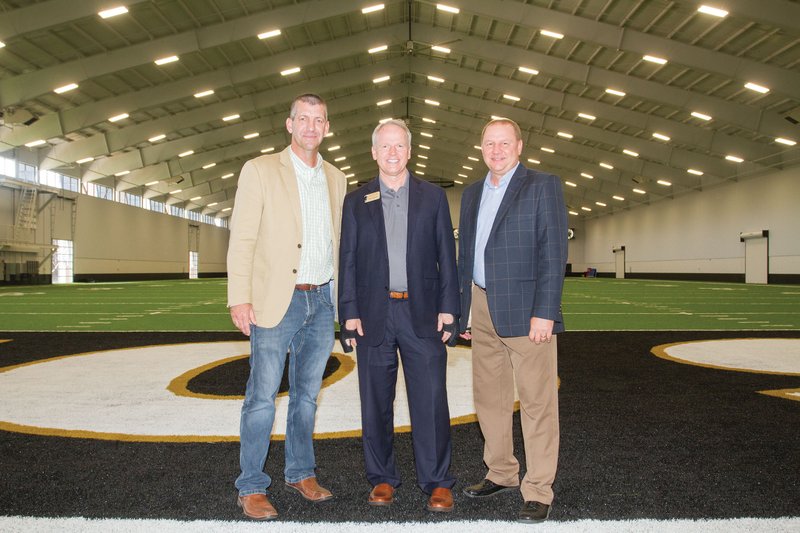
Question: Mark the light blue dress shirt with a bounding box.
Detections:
[472,163,519,288]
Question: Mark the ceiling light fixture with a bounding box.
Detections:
[194,89,214,98]
[436,4,459,14]
[98,6,128,18]
[258,29,281,39]
[623,149,639,157]
[427,75,445,83]
[361,4,385,14]
[222,114,240,121]
[24,139,46,148]
[422,117,436,123]
[503,94,520,102]
[687,168,704,175]
[744,82,769,94]
[519,66,539,75]
[565,181,577,187]
[725,155,744,163]
[541,147,555,153]
[148,134,166,142]
[261,147,275,153]
[599,162,614,169]
[775,137,796,146]
[108,113,129,122]
[280,67,301,76]
[454,180,463,185]
[652,132,671,141]
[221,173,234,179]
[557,132,573,139]
[697,5,728,17]
[657,180,672,186]
[154,55,179,66]
[581,173,593,179]
[424,99,440,106]
[373,75,390,83]
[202,163,216,169]
[76,157,94,164]
[633,188,646,194]
[420,132,433,137]
[178,150,194,158]
[327,145,341,151]
[540,29,564,39]
[243,132,259,139]
[691,111,712,121]
[527,159,540,165]
[368,45,388,54]
[431,45,451,54]
[578,113,596,121]
[596,201,607,207]
[605,88,626,97]
[419,144,431,150]
[613,196,625,201]
[54,83,78,94]
[643,55,667,65]
[377,99,392,106]
[145,180,159,186]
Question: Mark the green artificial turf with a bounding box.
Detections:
[0,277,798,332]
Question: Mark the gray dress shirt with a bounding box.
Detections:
[379,176,409,292]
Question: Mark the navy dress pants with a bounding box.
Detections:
[355,298,455,493]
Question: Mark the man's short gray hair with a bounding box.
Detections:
[289,93,327,119]
[372,119,412,147]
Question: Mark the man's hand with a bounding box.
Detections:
[437,313,455,343]
[529,317,554,344]
[343,318,364,348]
[230,303,257,336]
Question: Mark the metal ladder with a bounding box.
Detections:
[16,188,38,229]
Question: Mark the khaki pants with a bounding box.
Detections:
[470,285,559,504]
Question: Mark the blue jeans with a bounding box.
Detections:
[235,284,335,496]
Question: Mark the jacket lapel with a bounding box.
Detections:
[279,147,303,235]
[406,173,423,250]
[363,178,389,263]
[489,163,527,239]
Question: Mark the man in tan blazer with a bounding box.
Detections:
[227,93,347,520]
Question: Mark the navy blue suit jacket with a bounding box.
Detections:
[458,164,568,337]
[338,174,460,346]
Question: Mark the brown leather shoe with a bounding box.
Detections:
[427,487,454,512]
[368,483,394,506]
[237,493,277,520]
[284,477,333,502]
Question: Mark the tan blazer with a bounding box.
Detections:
[227,146,347,327]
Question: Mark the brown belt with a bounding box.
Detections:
[295,283,323,291]
[389,291,409,300]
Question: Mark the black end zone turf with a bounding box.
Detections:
[0,331,797,522]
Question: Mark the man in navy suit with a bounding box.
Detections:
[457,118,568,523]
[338,119,459,512]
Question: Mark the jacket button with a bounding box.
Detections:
[292,269,297,274]
[297,244,302,248]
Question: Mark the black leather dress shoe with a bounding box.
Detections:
[462,478,517,498]
[518,501,550,523]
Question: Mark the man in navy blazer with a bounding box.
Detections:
[338,119,459,512]
[457,118,568,523]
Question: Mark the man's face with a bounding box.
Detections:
[372,124,411,180]
[286,100,329,153]
[481,122,523,178]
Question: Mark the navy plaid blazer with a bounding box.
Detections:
[457,164,568,337]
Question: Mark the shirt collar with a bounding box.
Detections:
[379,173,410,196]
[289,147,324,172]
[483,162,519,190]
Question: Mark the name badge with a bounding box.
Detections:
[364,191,380,203]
